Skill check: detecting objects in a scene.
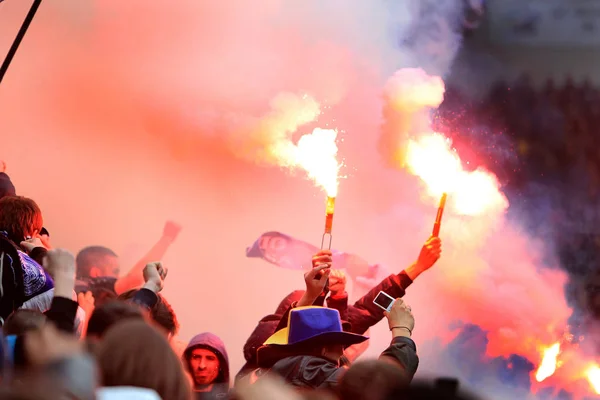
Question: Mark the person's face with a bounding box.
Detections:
[89,255,120,278]
[321,344,345,362]
[189,348,220,387]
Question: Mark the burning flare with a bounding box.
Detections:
[586,365,600,395]
[381,69,508,216]
[535,342,561,382]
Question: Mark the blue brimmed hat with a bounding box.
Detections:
[256,306,368,368]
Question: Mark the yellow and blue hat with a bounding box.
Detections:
[256,306,368,367]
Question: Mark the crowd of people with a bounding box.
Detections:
[0,165,484,399]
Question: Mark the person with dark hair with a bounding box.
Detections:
[382,379,480,400]
[87,262,169,339]
[338,359,411,400]
[0,164,51,254]
[3,310,46,336]
[118,289,179,338]
[74,221,181,306]
[183,332,230,400]
[76,246,120,281]
[0,196,55,322]
[96,320,191,400]
[85,301,145,339]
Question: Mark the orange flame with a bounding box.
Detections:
[404,133,507,216]
[535,343,561,382]
[586,365,600,394]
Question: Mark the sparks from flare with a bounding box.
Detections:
[404,133,507,216]
[535,342,561,382]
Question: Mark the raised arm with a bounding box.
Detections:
[43,249,80,334]
[347,237,441,334]
[114,221,180,295]
[379,298,419,383]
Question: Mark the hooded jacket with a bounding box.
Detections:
[184,333,230,400]
[0,233,55,322]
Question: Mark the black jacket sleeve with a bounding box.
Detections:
[45,297,79,334]
[379,336,419,382]
[346,271,413,334]
[130,288,159,311]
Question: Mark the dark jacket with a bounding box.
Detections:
[0,234,54,322]
[263,336,419,390]
[183,333,230,400]
[235,271,413,382]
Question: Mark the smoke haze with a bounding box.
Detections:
[0,0,585,398]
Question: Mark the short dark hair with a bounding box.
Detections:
[338,360,410,400]
[118,290,180,337]
[76,246,118,279]
[3,310,46,336]
[0,196,43,242]
[86,300,145,338]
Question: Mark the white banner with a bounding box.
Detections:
[487,0,600,47]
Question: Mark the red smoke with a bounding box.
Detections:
[0,0,592,397]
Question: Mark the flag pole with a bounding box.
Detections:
[0,0,43,85]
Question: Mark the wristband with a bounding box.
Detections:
[390,326,412,335]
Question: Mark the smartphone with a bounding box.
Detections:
[373,291,395,312]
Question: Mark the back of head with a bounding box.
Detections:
[86,300,145,339]
[0,173,16,200]
[97,320,191,400]
[3,310,46,336]
[338,360,410,400]
[0,196,43,243]
[76,246,118,280]
[118,290,179,337]
[383,380,481,400]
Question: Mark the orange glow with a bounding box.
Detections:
[586,365,600,394]
[324,196,335,234]
[535,343,561,382]
[404,133,507,216]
